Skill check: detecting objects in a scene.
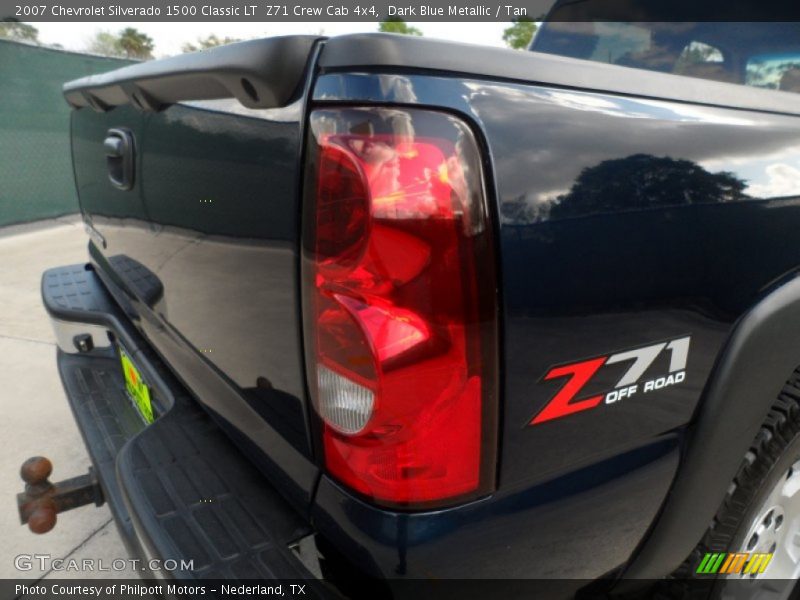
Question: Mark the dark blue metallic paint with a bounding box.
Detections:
[312,437,678,585]
[310,71,800,579]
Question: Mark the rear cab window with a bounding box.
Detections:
[532,22,800,93]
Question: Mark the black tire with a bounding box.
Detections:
[668,368,800,598]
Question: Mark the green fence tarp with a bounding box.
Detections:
[0,40,133,227]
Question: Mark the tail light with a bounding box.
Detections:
[302,108,498,509]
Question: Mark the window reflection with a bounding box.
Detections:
[533,22,800,93]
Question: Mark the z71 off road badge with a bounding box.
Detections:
[529,336,691,425]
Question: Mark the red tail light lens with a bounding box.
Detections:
[302,108,498,509]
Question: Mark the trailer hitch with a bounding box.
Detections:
[17,457,104,534]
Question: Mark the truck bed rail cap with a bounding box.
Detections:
[63,35,322,112]
[319,33,800,117]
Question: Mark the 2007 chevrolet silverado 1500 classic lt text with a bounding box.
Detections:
[18,6,800,599]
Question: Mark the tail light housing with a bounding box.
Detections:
[302,108,498,509]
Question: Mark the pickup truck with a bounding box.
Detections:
[19,13,800,600]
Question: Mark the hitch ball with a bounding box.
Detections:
[17,456,104,534]
[20,457,57,533]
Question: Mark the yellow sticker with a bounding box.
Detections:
[120,349,154,424]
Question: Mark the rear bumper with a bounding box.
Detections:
[42,264,318,581]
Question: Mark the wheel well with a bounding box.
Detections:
[622,274,800,581]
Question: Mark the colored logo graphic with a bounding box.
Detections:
[696,552,773,575]
[530,336,691,425]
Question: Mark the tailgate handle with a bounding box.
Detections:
[104,136,123,157]
[104,128,134,191]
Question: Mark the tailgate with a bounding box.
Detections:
[66,36,323,509]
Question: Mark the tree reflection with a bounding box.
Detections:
[551,153,749,219]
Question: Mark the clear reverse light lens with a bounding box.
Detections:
[317,364,374,434]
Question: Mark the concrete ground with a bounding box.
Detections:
[0,219,137,580]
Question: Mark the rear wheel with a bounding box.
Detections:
[675,369,800,599]
[735,460,800,579]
